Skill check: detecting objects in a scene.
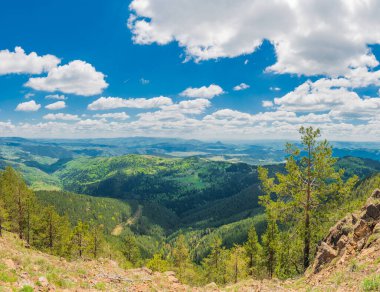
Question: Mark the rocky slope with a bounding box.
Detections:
[307,188,380,291]
[0,230,289,291]
[0,231,194,291]
[2,190,380,291]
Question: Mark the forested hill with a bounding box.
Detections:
[14,154,380,237]
[2,153,380,235]
[54,155,267,217]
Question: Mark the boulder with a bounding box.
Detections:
[361,204,380,220]
[204,282,219,290]
[337,235,348,250]
[164,271,176,277]
[141,267,153,275]
[313,242,338,273]
[372,189,380,199]
[353,220,371,240]
[373,222,380,234]
[351,213,359,225]
[38,276,49,287]
[357,238,367,251]
[167,275,180,283]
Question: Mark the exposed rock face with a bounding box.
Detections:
[311,189,380,274]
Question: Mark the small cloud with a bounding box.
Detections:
[262,100,274,107]
[45,94,66,100]
[15,100,41,112]
[140,78,150,85]
[93,112,130,120]
[24,93,35,99]
[43,113,79,121]
[180,84,224,99]
[233,83,250,91]
[88,96,173,110]
[45,101,66,110]
[244,59,249,65]
[270,87,281,91]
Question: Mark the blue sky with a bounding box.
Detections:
[0,0,380,141]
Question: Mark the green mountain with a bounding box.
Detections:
[1,137,380,261]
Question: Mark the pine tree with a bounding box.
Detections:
[71,220,90,258]
[275,231,302,278]
[258,127,358,270]
[202,236,227,284]
[146,253,170,272]
[24,189,37,245]
[88,221,104,259]
[244,225,262,276]
[172,234,189,279]
[123,232,140,265]
[0,174,9,237]
[0,166,33,240]
[54,214,72,257]
[226,245,248,283]
[0,198,8,237]
[262,217,279,278]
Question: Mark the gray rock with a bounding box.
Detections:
[361,204,380,220]
[38,276,49,287]
[354,220,370,240]
[313,242,338,273]
[372,189,380,198]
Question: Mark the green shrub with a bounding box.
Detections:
[362,274,380,291]
[19,285,34,292]
[0,270,17,283]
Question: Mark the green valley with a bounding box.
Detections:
[1,131,380,289]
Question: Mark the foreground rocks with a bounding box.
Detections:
[312,188,380,275]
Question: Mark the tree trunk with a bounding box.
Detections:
[303,144,312,270]
[26,208,30,245]
[93,232,98,259]
[0,220,2,237]
[269,249,273,278]
[79,233,83,258]
[303,209,310,269]
[49,213,53,253]
[249,254,253,275]
[234,255,238,283]
[17,188,23,240]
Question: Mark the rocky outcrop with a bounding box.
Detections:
[311,189,380,273]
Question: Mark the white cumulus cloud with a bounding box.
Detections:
[273,77,380,120]
[15,100,41,112]
[233,83,250,91]
[129,0,380,76]
[161,99,210,114]
[43,113,80,121]
[93,112,130,120]
[262,100,274,108]
[25,60,108,96]
[45,101,66,110]
[0,47,60,75]
[88,96,173,110]
[180,84,224,99]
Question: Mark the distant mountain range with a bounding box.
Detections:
[1,137,379,166]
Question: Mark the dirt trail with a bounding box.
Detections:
[112,205,143,235]
[127,204,143,225]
